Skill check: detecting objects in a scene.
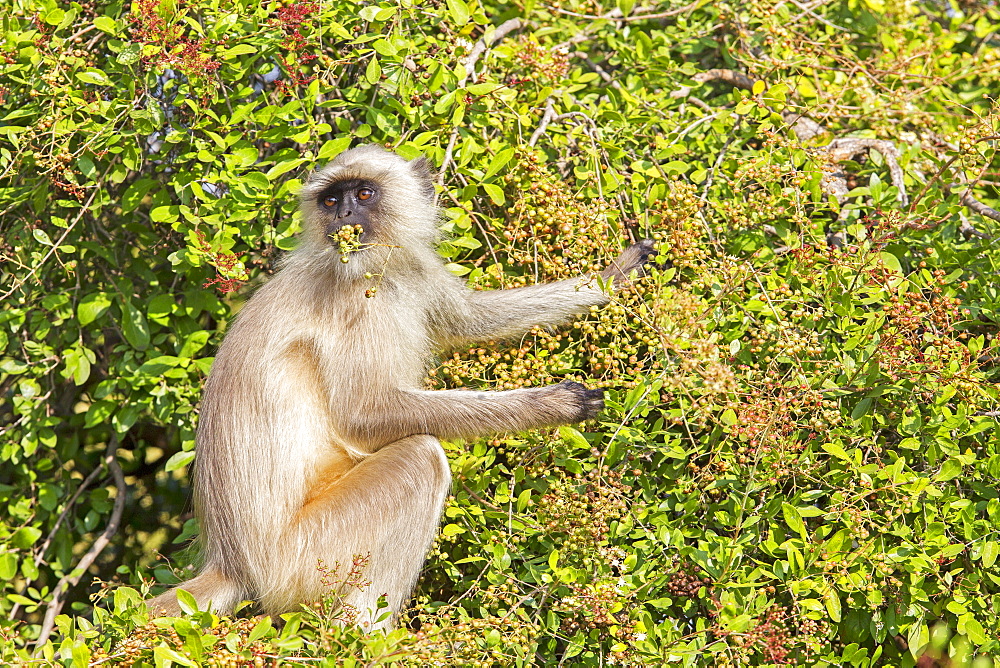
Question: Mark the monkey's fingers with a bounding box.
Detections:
[602,239,657,283]
[557,380,606,421]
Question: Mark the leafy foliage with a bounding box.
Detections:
[1,0,999,665]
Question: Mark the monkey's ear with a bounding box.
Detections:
[409,156,434,182]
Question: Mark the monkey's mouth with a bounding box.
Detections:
[326,222,372,254]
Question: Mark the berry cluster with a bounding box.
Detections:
[536,465,630,570]
[331,223,365,262]
[432,150,669,392]
[270,1,319,91]
[510,36,570,83]
[129,0,221,77]
[193,230,249,294]
[90,616,276,668]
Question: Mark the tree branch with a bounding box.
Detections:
[458,18,523,87]
[33,436,126,652]
[959,189,1000,224]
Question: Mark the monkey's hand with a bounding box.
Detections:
[600,239,657,285]
[555,380,606,422]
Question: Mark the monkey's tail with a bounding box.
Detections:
[146,567,248,617]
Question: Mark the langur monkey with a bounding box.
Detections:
[148,144,654,629]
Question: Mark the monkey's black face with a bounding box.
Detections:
[317,179,381,245]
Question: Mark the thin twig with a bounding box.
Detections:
[439,18,524,183]
[545,1,702,21]
[34,436,126,652]
[528,99,558,147]
[783,0,851,32]
[958,215,989,239]
[2,173,104,300]
[574,53,622,90]
[458,18,523,87]
[438,129,460,186]
[10,462,108,619]
[693,68,755,91]
[702,118,742,198]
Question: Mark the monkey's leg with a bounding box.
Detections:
[147,567,247,617]
[263,434,451,631]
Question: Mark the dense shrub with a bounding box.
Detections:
[1,0,998,664]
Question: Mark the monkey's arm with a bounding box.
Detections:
[343,382,604,450]
[446,277,608,343]
[437,240,656,345]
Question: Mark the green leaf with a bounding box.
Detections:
[266,158,307,180]
[752,80,766,95]
[93,16,117,33]
[979,540,998,568]
[442,523,465,536]
[32,228,53,245]
[617,0,635,15]
[963,617,988,645]
[483,147,515,180]
[446,0,470,25]
[0,553,17,581]
[935,459,962,482]
[176,588,199,615]
[113,587,142,613]
[371,38,397,57]
[114,405,142,434]
[138,356,181,375]
[121,178,157,213]
[223,44,257,58]
[120,300,151,350]
[179,331,211,358]
[434,90,457,115]
[242,172,270,191]
[44,7,65,25]
[165,450,196,472]
[248,615,273,643]
[365,56,382,85]
[850,397,873,420]
[76,69,112,86]
[358,5,382,21]
[466,82,502,96]
[318,137,353,161]
[781,502,807,540]
[72,641,91,668]
[734,99,755,115]
[558,426,590,450]
[78,292,112,326]
[11,526,42,550]
[64,347,93,385]
[482,183,505,205]
[823,588,842,622]
[117,42,141,65]
[153,646,198,666]
[821,442,852,462]
[84,400,115,429]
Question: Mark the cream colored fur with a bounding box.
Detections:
[147,145,652,629]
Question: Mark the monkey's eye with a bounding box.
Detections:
[323,195,338,208]
[357,187,374,201]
